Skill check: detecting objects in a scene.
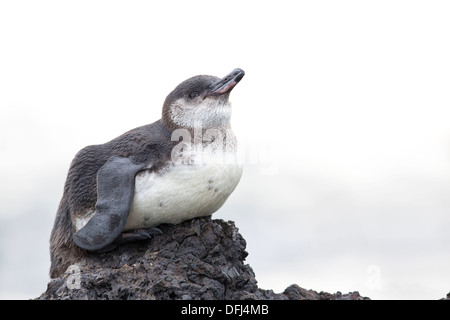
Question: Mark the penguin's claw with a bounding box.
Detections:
[92,227,163,253]
[118,227,163,243]
[140,227,163,237]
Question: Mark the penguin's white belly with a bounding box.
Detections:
[123,161,242,231]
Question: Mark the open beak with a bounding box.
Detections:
[207,68,245,96]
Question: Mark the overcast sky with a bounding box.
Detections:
[1,1,449,299]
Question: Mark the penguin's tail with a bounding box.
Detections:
[49,197,84,278]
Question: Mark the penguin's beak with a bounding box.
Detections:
[207,68,245,96]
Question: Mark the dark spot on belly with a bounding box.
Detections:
[159,201,164,207]
[208,178,215,191]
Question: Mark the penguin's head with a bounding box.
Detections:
[162,68,245,130]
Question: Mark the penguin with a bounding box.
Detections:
[49,68,245,278]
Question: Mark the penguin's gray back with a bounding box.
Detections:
[50,120,175,277]
[66,120,175,217]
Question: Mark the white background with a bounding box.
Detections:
[1,1,449,299]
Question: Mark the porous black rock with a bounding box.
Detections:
[37,217,369,300]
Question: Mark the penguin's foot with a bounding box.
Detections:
[113,227,163,247]
[120,227,163,243]
[92,227,163,253]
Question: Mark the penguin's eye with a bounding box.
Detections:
[188,92,199,99]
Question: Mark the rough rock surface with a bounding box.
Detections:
[441,293,450,300]
[37,217,369,300]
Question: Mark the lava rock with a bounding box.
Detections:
[37,217,369,300]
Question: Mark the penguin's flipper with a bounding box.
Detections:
[73,156,146,251]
